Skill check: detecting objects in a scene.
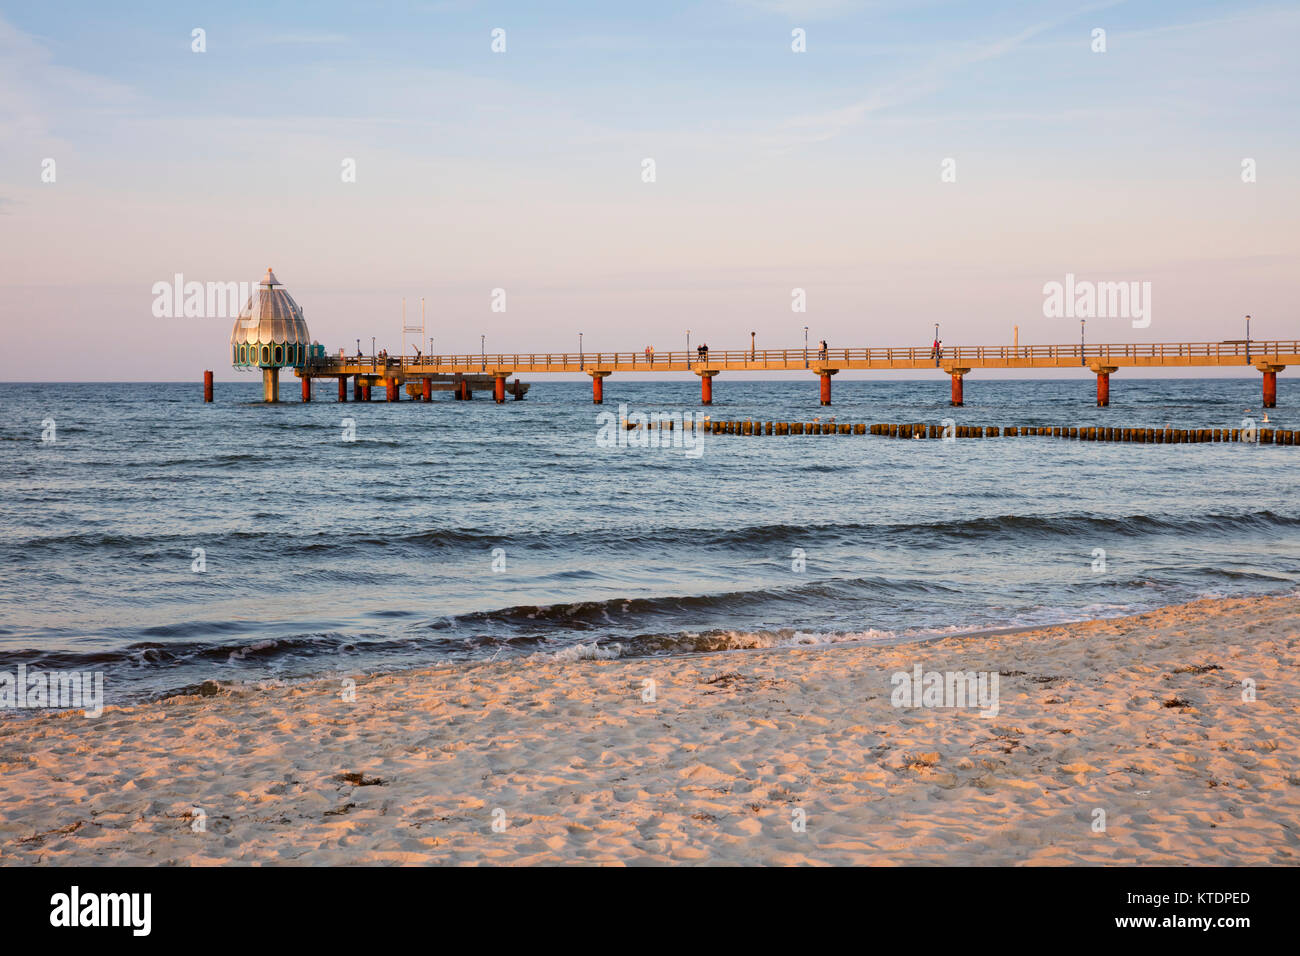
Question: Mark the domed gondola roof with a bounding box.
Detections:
[230,268,311,347]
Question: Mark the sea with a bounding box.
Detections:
[2,376,1297,706]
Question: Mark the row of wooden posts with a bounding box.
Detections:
[686,420,1299,444]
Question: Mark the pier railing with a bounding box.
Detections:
[306,340,1300,373]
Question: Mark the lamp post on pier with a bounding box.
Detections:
[803,326,809,368]
[1080,319,1086,366]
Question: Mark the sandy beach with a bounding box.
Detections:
[2,594,1297,865]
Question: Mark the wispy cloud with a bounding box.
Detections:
[251,33,350,46]
[780,0,1128,145]
[0,14,137,141]
[729,0,874,16]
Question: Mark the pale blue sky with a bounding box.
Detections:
[1,1,1296,379]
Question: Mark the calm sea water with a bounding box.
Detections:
[1,377,1297,704]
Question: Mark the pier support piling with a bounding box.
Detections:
[203,370,213,403]
[1258,364,1284,408]
[494,374,506,404]
[589,370,611,404]
[338,377,348,402]
[816,368,838,406]
[697,370,718,405]
[262,367,279,403]
[301,376,312,402]
[386,378,399,402]
[945,367,970,407]
[1090,365,1117,407]
[422,377,432,402]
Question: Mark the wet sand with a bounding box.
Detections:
[2,594,1297,865]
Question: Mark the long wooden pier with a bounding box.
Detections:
[284,339,1296,408]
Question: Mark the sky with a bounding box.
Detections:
[0,0,1297,381]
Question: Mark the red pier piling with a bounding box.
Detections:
[1091,364,1117,407]
[386,378,399,401]
[1263,368,1279,408]
[203,370,213,403]
[301,376,312,402]
[495,375,506,404]
[338,377,347,402]
[698,370,717,405]
[819,372,832,406]
[422,377,432,402]
[948,368,969,407]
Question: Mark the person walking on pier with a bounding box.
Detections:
[818,339,828,360]
[932,338,942,366]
